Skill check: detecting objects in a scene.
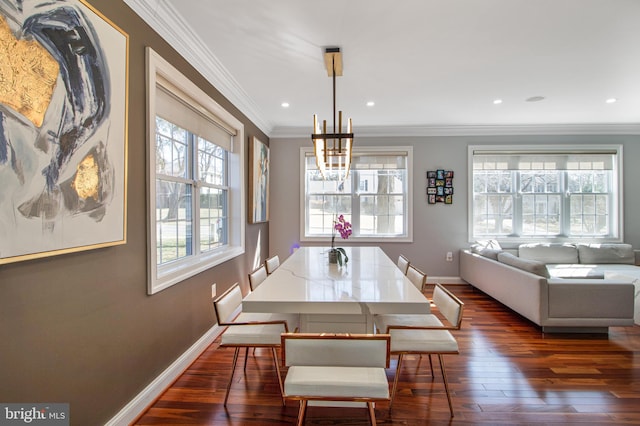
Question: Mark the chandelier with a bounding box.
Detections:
[312,47,353,181]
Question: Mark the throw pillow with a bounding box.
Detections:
[470,243,502,260]
[475,239,502,250]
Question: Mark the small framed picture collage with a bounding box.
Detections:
[426,170,454,204]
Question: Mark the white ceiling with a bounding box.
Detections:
[126,0,640,137]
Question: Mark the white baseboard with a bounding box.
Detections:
[426,276,467,285]
[105,324,222,426]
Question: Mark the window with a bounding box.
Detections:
[301,147,413,242]
[146,48,245,294]
[469,145,622,242]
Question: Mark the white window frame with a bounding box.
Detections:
[146,47,245,294]
[300,146,413,243]
[468,144,623,243]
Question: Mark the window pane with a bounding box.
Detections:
[304,151,409,239]
[148,51,244,295]
[308,195,351,235]
[473,194,513,235]
[570,194,609,235]
[156,180,192,264]
[360,195,404,235]
[156,117,188,178]
[472,156,613,237]
[522,194,560,235]
[198,136,226,185]
[520,171,559,193]
[199,186,227,252]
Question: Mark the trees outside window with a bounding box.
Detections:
[302,148,413,242]
[470,145,621,242]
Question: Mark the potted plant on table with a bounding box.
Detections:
[329,214,352,266]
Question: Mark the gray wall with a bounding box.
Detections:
[0,1,269,424]
[269,135,640,277]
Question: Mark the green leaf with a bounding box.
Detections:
[335,248,348,266]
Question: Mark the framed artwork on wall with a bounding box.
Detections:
[249,136,270,223]
[0,0,129,264]
[426,169,454,204]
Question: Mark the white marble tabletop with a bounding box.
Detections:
[242,246,430,316]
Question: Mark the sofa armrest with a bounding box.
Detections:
[546,278,635,319]
[460,249,545,325]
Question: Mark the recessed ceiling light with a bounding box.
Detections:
[493,99,503,105]
[525,96,545,102]
[366,101,375,107]
[281,102,290,108]
[606,98,617,104]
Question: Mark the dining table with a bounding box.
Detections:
[242,246,430,333]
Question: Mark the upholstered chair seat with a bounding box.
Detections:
[281,333,391,426]
[213,284,299,406]
[373,283,464,417]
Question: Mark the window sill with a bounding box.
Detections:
[149,245,245,294]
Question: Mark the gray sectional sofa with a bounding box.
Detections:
[459,242,637,333]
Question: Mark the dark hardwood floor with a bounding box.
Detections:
[134,284,640,425]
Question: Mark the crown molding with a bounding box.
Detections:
[123,0,274,135]
[124,1,640,141]
[271,123,640,139]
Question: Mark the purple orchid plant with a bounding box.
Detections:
[330,215,352,266]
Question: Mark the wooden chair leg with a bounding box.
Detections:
[389,354,404,411]
[296,400,307,426]
[243,347,249,370]
[438,354,454,417]
[271,347,285,406]
[367,402,377,426]
[224,347,240,406]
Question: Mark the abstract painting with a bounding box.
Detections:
[0,0,128,264]
[249,136,269,223]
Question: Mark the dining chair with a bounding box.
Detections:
[397,254,410,275]
[406,264,427,292]
[373,283,464,417]
[213,283,299,406]
[281,332,391,426]
[265,255,280,274]
[248,264,268,291]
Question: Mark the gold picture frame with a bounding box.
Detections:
[248,136,269,223]
[0,0,129,264]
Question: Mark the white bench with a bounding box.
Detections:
[281,333,391,426]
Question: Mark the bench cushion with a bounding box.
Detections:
[284,366,389,399]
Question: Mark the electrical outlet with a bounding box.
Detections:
[211,283,217,298]
[446,252,453,262]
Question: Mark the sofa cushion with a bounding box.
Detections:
[497,252,550,278]
[518,243,579,264]
[546,264,605,279]
[577,243,634,264]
